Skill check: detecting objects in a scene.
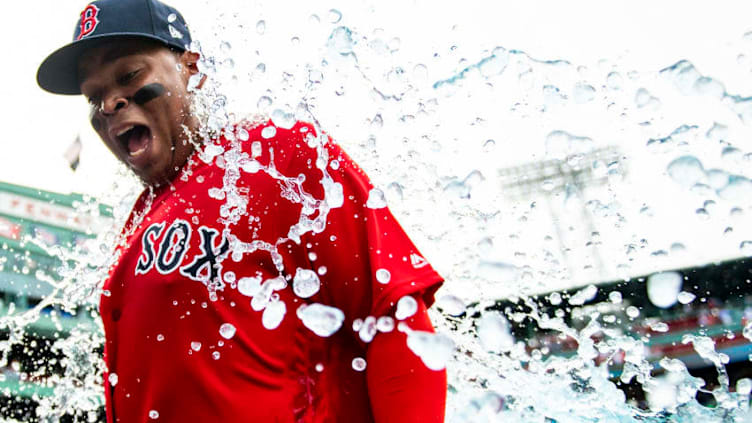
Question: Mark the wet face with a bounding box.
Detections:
[78,39,202,186]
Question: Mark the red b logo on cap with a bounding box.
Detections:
[76,4,100,40]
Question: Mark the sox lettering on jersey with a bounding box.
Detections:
[156,219,191,274]
[179,227,230,283]
[135,221,230,285]
[76,5,100,40]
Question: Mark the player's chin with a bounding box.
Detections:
[130,155,174,187]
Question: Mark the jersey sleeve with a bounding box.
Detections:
[285,123,443,326]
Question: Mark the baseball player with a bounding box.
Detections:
[37,0,447,421]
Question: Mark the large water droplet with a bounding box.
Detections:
[149,410,159,419]
[677,291,696,304]
[375,268,391,284]
[647,271,683,308]
[359,316,377,342]
[256,20,266,35]
[352,357,366,371]
[191,341,202,351]
[376,316,395,332]
[406,330,454,370]
[238,276,262,297]
[293,268,320,298]
[262,300,286,330]
[219,323,236,339]
[328,26,354,56]
[366,188,387,209]
[271,109,296,129]
[296,303,345,337]
[436,295,466,316]
[261,126,277,139]
[395,295,418,320]
[666,156,705,187]
[569,284,597,306]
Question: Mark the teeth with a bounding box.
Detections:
[116,125,134,137]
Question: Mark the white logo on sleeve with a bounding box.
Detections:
[410,253,428,269]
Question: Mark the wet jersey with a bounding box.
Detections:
[99,120,444,422]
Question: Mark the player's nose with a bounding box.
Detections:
[100,93,130,116]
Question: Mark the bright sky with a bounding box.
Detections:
[2,0,749,195]
[2,0,752,293]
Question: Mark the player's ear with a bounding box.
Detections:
[179,50,206,90]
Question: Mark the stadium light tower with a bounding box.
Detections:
[497,146,627,284]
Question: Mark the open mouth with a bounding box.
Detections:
[115,124,152,158]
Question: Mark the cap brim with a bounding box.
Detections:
[37,33,179,95]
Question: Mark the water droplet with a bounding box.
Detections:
[569,284,597,306]
[237,276,262,297]
[406,330,454,370]
[271,109,296,129]
[606,72,622,90]
[168,25,183,39]
[573,82,596,103]
[328,9,342,23]
[649,321,669,332]
[677,291,696,304]
[262,300,286,330]
[149,410,159,419]
[375,268,391,284]
[736,378,752,395]
[667,156,705,187]
[436,295,465,316]
[156,334,164,342]
[366,188,387,209]
[219,323,236,339]
[395,296,418,320]
[477,312,514,352]
[609,291,622,304]
[317,266,327,275]
[741,240,752,254]
[261,126,277,139]
[635,88,658,108]
[359,316,377,342]
[212,351,221,360]
[167,13,177,23]
[191,341,202,351]
[256,20,266,35]
[328,26,354,56]
[297,303,345,337]
[376,316,395,332]
[626,306,640,318]
[220,41,231,53]
[352,357,366,371]
[482,139,496,152]
[293,268,320,298]
[743,321,752,342]
[718,175,752,201]
[108,373,118,386]
[647,271,682,308]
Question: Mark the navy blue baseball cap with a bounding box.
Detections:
[37,0,192,95]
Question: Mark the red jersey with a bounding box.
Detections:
[100,120,444,422]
